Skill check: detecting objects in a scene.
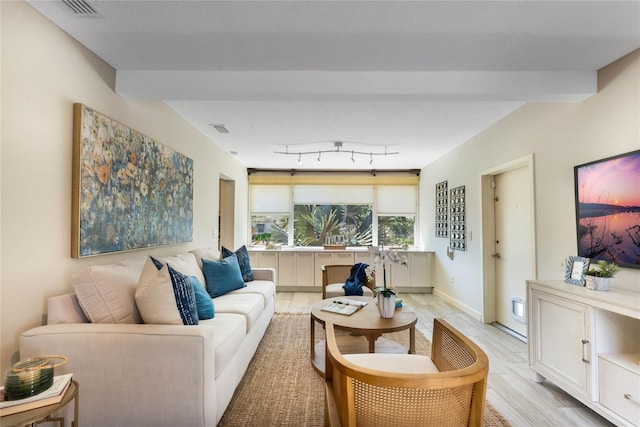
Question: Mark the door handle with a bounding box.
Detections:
[581,339,590,363]
[492,253,501,259]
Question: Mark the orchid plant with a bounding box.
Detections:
[365,243,408,297]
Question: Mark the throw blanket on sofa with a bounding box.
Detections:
[343,263,369,296]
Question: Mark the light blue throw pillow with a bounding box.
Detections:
[189,276,215,320]
[202,254,247,298]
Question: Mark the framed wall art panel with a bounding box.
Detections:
[72,104,193,257]
[449,185,466,251]
[435,180,448,238]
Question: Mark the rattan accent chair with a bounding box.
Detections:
[321,264,376,299]
[324,318,489,427]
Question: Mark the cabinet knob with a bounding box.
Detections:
[624,393,631,400]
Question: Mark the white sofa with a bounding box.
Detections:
[19,247,276,427]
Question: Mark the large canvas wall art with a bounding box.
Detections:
[72,104,193,257]
[574,149,640,269]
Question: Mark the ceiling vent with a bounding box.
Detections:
[210,124,230,134]
[61,0,103,17]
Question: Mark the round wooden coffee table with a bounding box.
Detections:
[310,296,417,375]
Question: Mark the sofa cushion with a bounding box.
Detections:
[159,252,206,288]
[200,313,246,379]
[190,247,220,270]
[47,294,89,324]
[344,354,439,374]
[227,280,276,309]
[212,293,264,332]
[202,254,246,298]
[72,256,146,324]
[190,276,215,320]
[135,257,183,325]
[221,245,253,282]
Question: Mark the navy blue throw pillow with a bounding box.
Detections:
[343,263,369,296]
[221,245,254,282]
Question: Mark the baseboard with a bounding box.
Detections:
[432,288,483,322]
[395,287,433,294]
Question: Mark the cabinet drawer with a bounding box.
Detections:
[599,356,640,426]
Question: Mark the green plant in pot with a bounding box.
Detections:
[253,232,272,246]
[585,260,619,291]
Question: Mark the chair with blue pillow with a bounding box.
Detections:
[321,264,375,299]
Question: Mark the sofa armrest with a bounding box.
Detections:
[20,323,217,426]
[251,267,276,283]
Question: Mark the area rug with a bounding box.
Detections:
[218,313,510,426]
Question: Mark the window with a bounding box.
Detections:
[378,215,415,247]
[250,214,289,244]
[248,172,419,248]
[294,204,372,247]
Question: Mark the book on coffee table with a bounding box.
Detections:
[321,298,368,315]
[332,298,368,307]
[0,373,73,416]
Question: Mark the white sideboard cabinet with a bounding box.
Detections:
[248,248,434,292]
[527,280,640,427]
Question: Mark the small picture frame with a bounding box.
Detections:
[564,256,590,286]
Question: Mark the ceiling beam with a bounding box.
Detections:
[116,70,596,102]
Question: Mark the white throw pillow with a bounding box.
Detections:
[135,257,183,325]
[72,256,146,324]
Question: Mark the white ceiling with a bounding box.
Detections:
[27,0,640,170]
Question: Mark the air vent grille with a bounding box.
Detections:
[210,124,230,134]
[62,0,102,17]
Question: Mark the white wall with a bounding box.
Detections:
[0,1,248,373]
[420,49,640,318]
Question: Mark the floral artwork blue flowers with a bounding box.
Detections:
[73,104,193,257]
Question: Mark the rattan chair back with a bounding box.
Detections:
[324,318,489,427]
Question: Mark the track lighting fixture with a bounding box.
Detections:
[274,141,398,165]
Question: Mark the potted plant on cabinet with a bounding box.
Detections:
[585,260,619,291]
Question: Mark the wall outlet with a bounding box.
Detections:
[450,275,455,284]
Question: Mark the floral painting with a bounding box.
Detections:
[72,104,193,257]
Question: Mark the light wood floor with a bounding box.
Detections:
[276,291,615,427]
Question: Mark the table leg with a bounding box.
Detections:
[310,316,315,360]
[73,382,79,427]
[409,326,416,354]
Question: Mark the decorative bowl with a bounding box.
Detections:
[3,356,67,400]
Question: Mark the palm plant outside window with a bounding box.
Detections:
[293,204,372,247]
[248,175,418,248]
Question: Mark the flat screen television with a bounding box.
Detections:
[574,149,640,270]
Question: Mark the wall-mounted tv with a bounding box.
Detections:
[574,149,640,270]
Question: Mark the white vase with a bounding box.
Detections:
[377,294,396,318]
[586,276,611,291]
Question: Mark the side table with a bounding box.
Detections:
[1,380,78,427]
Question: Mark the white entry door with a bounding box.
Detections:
[493,166,532,338]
